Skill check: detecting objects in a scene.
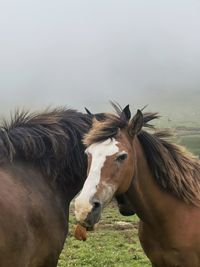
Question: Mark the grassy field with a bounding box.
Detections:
[58,134,200,267]
[58,203,150,267]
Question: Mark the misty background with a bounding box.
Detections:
[0,0,200,125]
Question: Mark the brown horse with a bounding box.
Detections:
[0,107,95,267]
[75,104,200,267]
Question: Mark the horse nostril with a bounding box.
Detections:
[84,199,102,228]
[92,200,101,211]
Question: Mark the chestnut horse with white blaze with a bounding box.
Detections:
[75,104,200,267]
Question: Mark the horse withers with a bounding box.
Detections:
[0,108,93,267]
[75,104,200,267]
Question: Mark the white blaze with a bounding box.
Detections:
[75,138,119,222]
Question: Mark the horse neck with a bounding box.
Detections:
[125,137,174,224]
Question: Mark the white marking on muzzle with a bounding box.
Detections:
[75,138,119,222]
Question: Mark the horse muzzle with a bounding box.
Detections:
[75,198,102,228]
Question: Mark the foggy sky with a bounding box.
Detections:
[0,0,200,119]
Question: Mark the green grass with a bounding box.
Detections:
[178,135,200,157]
[58,203,150,267]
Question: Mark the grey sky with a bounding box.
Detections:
[0,0,200,118]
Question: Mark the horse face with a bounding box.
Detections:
[75,130,135,228]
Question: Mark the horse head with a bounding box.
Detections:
[75,105,143,227]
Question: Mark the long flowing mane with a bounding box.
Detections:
[84,106,200,206]
[0,108,92,189]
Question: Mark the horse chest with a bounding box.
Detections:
[140,237,198,267]
[138,221,200,267]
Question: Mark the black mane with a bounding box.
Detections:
[0,108,92,189]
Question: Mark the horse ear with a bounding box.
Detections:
[128,109,143,137]
[120,105,131,122]
[85,108,106,121]
[85,108,92,115]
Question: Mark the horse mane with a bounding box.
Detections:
[138,131,200,206]
[0,108,92,189]
[84,105,200,206]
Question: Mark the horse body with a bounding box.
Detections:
[0,164,67,267]
[0,108,92,266]
[75,104,200,267]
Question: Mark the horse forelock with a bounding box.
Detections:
[83,114,127,147]
[83,105,159,147]
[0,108,92,188]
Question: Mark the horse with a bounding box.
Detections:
[0,107,96,267]
[75,104,200,267]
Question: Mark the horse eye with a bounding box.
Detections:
[116,153,128,162]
